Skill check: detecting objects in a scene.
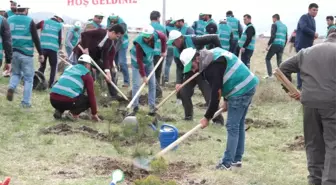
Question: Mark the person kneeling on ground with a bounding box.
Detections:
[179,47,259,170]
[50,54,101,122]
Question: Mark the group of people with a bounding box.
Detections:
[0,1,335,185]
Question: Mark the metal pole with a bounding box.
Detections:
[162,0,166,24]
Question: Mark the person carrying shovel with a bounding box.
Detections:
[179,47,259,170]
[129,25,167,116]
[166,30,224,124]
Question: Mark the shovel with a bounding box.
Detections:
[133,108,224,171]
[121,57,164,124]
[77,45,129,101]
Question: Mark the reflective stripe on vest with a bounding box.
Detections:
[130,34,155,68]
[272,21,287,47]
[238,24,256,50]
[210,47,258,98]
[218,23,232,50]
[40,19,62,51]
[195,20,206,35]
[227,17,239,40]
[8,15,34,56]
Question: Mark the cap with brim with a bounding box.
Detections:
[141,33,153,39]
[10,0,17,4]
[95,13,104,17]
[170,18,184,25]
[183,61,192,73]
[54,16,64,23]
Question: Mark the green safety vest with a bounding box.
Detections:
[272,21,288,47]
[151,22,166,56]
[6,10,15,17]
[66,27,80,47]
[238,24,256,50]
[327,25,336,37]
[205,19,218,34]
[130,33,156,68]
[0,16,3,60]
[195,20,206,35]
[218,23,232,50]
[173,35,195,58]
[51,64,90,98]
[8,15,34,56]
[177,24,191,35]
[91,21,103,28]
[210,47,259,98]
[226,16,240,40]
[107,17,129,49]
[40,19,62,51]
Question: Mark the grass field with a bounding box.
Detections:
[0,36,310,185]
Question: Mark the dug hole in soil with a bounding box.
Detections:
[245,118,286,129]
[284,135,305,151]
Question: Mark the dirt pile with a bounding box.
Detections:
[285,135,305,151]
[245,118,286,128]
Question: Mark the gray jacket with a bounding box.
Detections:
[279,35,336,109]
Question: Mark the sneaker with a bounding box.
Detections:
[232,161,242,168]
[20,103,32,108]
[212,116,224,126]
[264,75,274,80]
[53,110,63,120]
[6,89,14,101]
[184,116,193,121]
[215,163,232,170]
[65,112,79,121]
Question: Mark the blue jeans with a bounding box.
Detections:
[241,49,254,69]
[164,47,174,82]
[222,87,256,165]
[115,47,130,85]
[132,63,156,110]
[9,52,35,106]
[65,46,73,57]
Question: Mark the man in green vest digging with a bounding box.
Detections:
[50,54,101,122]
[36,15,64,88]
[0,13,13,76]
[167,30,224,124]
[192,13,206,36]
[150,11,166,98]
[6,5,44,108]
[4,1,17,18]
[226,11,243,56]
[264,14,288,79]
[326,16,336,37]
[238,14,256,69]
[65,21,81,60]
[218,19,233,50]
[179,47,259,170]
[129,25,167,116]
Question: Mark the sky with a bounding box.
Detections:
[1,0,335,35]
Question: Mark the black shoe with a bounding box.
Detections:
[232,161,242,168]
[148,112,156,117]
[184,116,193,121]
[53,110,62,120]
[6,89,14,101]
[127,106,139,116]
[212,115,225,126]
[215,163,232,170]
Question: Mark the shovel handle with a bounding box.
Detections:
[78,45,129,101]
[154,108,224,158]
[155,72,200,110]
[58,56,71,66]
[126,57,164,109]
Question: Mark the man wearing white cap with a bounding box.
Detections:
[85,13,105,31]
[129,25,167,116]
[36,15,64,88]
[6,5,44,107]
[167,30,224,124]
[0,12,13,76]
[179,47,258,170]
[65,21,82,58]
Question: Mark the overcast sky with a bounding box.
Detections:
[1,0,334,35]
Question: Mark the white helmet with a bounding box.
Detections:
[74,21,82,28]
[78,54,92,64]
[141,25,154,38]
[167,30,182,45]
[180,48,197,73]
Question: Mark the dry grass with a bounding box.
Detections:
[0,36,311,185]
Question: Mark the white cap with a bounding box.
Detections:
[180,48,197,73]
[74,21,82,28]
[95,12,105,17]
[167,30,182,45]
[78,54,92,64]
[141,25,154,38]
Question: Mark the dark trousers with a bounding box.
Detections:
[153,55,163,97]
[230,40,239,56]
[265,44,284,76]
[95,60,118,97]
[296,48,302,89]
[50,94,90,115]
[240,48,254,69]
[303,106,336,185]
[38,49,58,88]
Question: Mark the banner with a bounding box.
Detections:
[67,0,138,6]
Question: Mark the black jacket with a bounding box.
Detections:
[0,17,12,65]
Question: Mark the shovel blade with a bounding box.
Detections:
[133,157,152,171]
